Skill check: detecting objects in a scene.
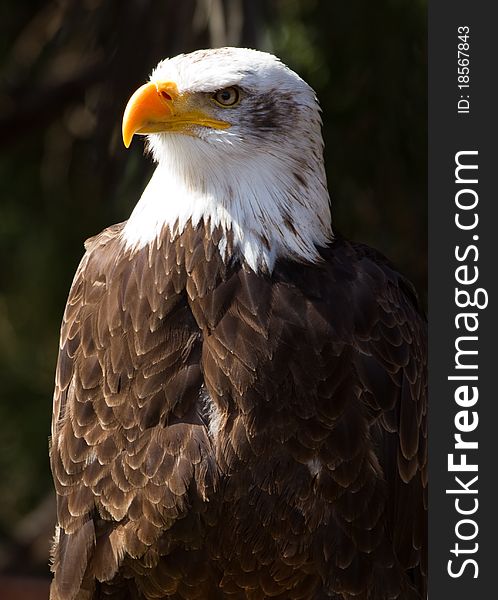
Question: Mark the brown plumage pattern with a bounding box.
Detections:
[50,221,427,599]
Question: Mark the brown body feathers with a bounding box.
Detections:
[50,222,427,599]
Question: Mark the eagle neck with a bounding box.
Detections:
[122,145,333,273]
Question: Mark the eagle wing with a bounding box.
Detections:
[190,236,427,599]
[344,241,427,595]
[286,238,427,597]
[49,224,217,599]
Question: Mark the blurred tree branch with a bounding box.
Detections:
[0,63,105,145]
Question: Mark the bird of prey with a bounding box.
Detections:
[49,47,427,599]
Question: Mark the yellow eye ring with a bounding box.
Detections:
[212,87,240,107]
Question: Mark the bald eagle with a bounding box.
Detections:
[49,48,427,599]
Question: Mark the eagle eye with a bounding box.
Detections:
[212,87,240,107]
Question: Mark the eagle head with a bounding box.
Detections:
[121,47,332,272]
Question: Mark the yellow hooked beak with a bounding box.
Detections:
[122,81,231,147]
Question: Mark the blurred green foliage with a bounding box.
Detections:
[0,0,426,575]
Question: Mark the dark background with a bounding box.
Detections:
[0,0,426,589]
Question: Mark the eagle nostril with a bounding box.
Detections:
[160,91,172,101]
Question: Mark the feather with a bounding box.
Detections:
[50,520,95,600]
